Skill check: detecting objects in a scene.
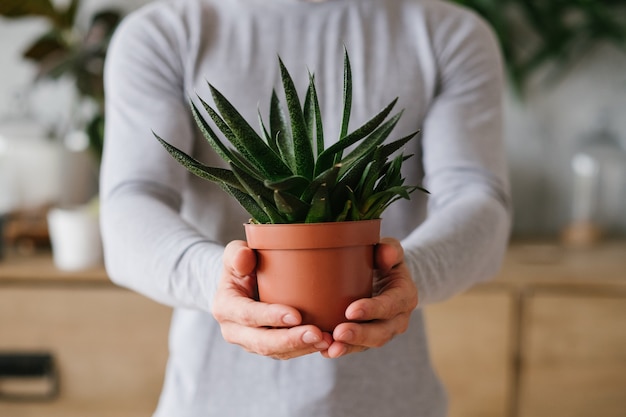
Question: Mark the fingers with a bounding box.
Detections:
[213,292,331,359]
[223,240,257,277]
[220,323,331,360]
[374,237,404,273]
[214,240,331,359]
[320,238,417,359]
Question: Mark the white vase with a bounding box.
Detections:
[47,204,102,271]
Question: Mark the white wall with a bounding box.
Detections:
[1,0,625,236]
[0,0,153,208]
[505,44,626,237]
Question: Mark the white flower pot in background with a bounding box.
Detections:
[47,204,102,271]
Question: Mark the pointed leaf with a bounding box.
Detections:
[229,163,274,203]
[305,183,331,223]
[278,57,314,179]
[338,111,404,178]
[314,98,398,176]
[378,130,420,160]
[231,163,285,223]
[209,83,292,180]
[303,73,315,142]
[269,89,294,171]
[301,164,340,204]
[154,133,242,190]
[308,73,325,158]
[274,190,310,222]
[222,184,271,224]
[339,46,352,143]
[334,200,352,222]
[264,175,309,195]
[190,99,233,162]
[258,107,278,153]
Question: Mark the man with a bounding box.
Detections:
[101,0,511,415]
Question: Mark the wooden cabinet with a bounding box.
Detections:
[0,256,171,417]
[519,294,626,417]
[425,242,626,417]
[425,291,514,417]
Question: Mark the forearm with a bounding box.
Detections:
[403,189,510,306]
[101,181,223,311]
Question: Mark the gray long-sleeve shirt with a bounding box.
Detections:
[101,0,511,415]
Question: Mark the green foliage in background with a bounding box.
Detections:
[452,0,626,90]
[0,0,121,161]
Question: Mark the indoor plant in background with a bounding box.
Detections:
[156,50,428,331]
[1,0,121,270]
[452,0,626,91]
[0,0,121,162]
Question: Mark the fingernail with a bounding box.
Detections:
[336,345,348,357]
[314,341,329,350]
[303,331,321,344]
[283,314,299,326]
[350,309,365,320]
[339,330,354,342]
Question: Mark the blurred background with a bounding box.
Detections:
[0,1,625,417]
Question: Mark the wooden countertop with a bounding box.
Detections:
[490,241,626,293]
[1,241,625,291]
[0,251,109,286]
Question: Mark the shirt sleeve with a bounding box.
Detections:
[402,9,512,306]
[100,6,223,311]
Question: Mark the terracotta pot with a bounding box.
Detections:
[244,219,381,332]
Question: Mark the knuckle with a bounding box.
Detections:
[397,314,410,334]
[251,340,274,357]
[219,325,237,344]
[211,303,227,323]
[371,328,393,348]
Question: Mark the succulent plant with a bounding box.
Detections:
[155,50,427,224]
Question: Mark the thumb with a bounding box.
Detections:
[374,237,404,273]
[224,240,257,277]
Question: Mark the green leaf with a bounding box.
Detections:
[191,99,235,161]
[361,186,418,219]
[231,163,285,223]
[269,89,294,171]
[303,73,315,143]
[378,130,420,160]
[209,83,292,181]
[222,184,271,224]
[229,163,274,203]
[22,32,67,62]
[264,175,309,195]
[334,200,352,222]
[301,164,341,204]
[154,132,243,190]
[338,111,404,178]
[314,98,398,176]
[375,153,405,193]
[61,0,79,27]
[305,182,331,223]
[354,160,378,201]
[258,107,278,154]
[308,73,325,158]
[0,0,57,20]
[278,57,314,179]
[274,190,310,222]
[339,47,352,143]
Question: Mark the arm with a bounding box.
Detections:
[330,12,511,355]
[403,10,512,305]
[100,8,222,311]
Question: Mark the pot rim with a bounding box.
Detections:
[244,219,381,250]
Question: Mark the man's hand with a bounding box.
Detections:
[212,240,331,360]
[322,237,418,358]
